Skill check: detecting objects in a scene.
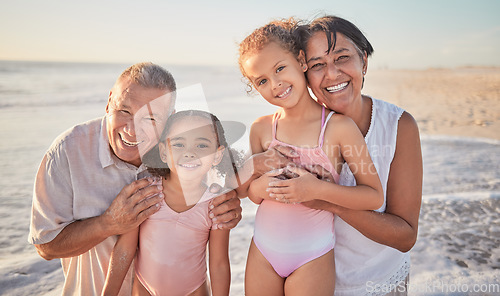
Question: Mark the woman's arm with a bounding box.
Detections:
[102,228,139,296]
[304,112,423,252]
[208,229,231,296]
[267,116,383,210]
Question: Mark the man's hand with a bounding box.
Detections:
[208,186,242,230]
[101,177,164,236]
[35,178,164,260]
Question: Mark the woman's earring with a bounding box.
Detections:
[363,71,366,75]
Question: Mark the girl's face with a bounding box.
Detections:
[159,116,224,182]
[242,42,308,109]
[305,32,367,114]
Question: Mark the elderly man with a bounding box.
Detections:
[28,62,241,295]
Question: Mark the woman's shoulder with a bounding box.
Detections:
[397,111,419,137]
[370,96,405,118]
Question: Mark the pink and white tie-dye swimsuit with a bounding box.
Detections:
[253,107,340,278]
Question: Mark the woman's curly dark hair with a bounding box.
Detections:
[141,110,243,179]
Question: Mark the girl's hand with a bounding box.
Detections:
[267,165,322,204]
[247,168,286,204]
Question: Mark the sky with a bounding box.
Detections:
[1,0,499,69]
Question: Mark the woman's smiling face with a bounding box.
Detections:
[305,32,367,113]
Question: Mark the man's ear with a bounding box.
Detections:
[212,146,225,166]
[105,90,113,113]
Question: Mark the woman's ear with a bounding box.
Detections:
[298,50,308,72]
[362,51,368,74]
[212,146,225,166]
[159,142,168,163]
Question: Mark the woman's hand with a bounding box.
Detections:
[251,145,297,176]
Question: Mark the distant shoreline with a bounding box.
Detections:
[363,67,500,140]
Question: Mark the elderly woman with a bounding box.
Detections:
[248,16,422,296]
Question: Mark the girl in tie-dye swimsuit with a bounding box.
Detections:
[238,19,384,295]
[102,110,241,296]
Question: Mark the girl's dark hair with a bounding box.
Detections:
[295,15,374,61]
[142,110,242,179]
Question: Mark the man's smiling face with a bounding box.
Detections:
[106,76,174,167]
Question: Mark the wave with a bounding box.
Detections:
[423,191,500,201]
[0,97,107,109]
[421,133,500,145]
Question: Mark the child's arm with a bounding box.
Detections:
[234,119,267,202]
[208,229,231,296]
[102,228,139,296]
[267,115,383,210]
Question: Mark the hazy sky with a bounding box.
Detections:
[1,0,499,69]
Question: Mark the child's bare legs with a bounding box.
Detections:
[189,281,209,296]
[132,274,150,296]
[245,239,285,296]
[132,274,209,296]
[285,249,335,296]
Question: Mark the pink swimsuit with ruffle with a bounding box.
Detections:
[135,189,216,295]
[253,107,340,278]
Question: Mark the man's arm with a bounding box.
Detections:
[35,178,163,260]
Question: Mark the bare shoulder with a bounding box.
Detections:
[251,114,273,128]
[324,113,360,138]
[397,111,420,143]
[250,115,273,137]
[249,114,274,152]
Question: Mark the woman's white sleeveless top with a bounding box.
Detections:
[334,97,410,296]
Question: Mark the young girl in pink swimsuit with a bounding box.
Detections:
[103,110,240,296]
[238,19,384,295]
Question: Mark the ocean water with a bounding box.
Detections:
[0,61,499,295]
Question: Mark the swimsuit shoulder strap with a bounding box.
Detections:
[319,107,335,148]
[271,110,282,141]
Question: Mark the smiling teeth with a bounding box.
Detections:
[180,163,199,168]
[277,86,291,98]
[120,134,141,147]
[326,82,348,92]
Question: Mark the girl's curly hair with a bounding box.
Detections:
[238,18,302,93]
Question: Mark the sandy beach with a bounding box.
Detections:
[364,67,500,140]
[0,64,499,295]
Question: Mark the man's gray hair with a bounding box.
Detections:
[118,62,176,93]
